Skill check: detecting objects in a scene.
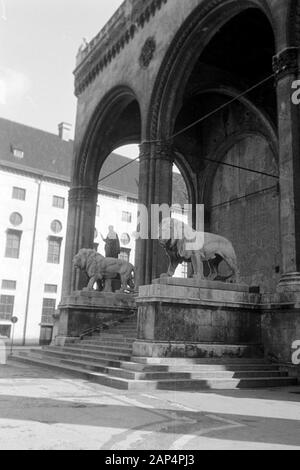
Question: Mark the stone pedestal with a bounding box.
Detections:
[55,291,136,345]
[134,278,262,358]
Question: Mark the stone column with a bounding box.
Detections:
[135,141,174,286]
[135,143,151,287]
[61,186,98,297]
[273,47,300,292]
[150,141,174,280]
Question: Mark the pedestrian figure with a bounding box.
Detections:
[101,225,120,259]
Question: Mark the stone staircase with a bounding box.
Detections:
[11,316,298,390]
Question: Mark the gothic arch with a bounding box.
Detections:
[73,85,141,188]
[147,0,277,141]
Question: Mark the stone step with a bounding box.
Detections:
[100,334,136,339]
[58,343,133,354]
[133,356,267,365]
[38,348,126,367]
[10,355,131,390]
[106,368,287,381]
[10,354,297,391]
[82,340,135,348]
[48,346,132,361]
[121,361,281,372]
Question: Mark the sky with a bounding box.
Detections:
[0,0,124,140]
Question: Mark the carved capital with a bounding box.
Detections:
[273,47,299,81]
[139,142,152,161]
[153,141,174,162]
[69,186,98,205]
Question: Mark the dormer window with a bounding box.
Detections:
[12,147,24,159]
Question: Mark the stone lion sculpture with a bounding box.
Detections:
[158,218,239,283]
[73,249,135,293]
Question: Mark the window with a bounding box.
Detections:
[0,295,14,320]
[9,212,23,227]
[122,211,132,223]
[44,284,57,294]
[96,205,100,217]
[41,298,56,324]
[0,325,11,338]
[5,230,22,259]
[12,187,26,201]
[50,220,62,234]
[52,196,65,209]
[12,148,24,159]
[119,248,130,262]
[47,237,61,264]
[1,280,16,290]
[39,326,53,346]
[182,262,188,278]
[120,233,130,246]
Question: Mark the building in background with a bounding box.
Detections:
[0,117,187,345]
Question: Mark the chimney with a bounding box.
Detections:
[58,122,72,141]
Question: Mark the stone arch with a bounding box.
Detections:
[73,85,142,188]
[147,0,277,141]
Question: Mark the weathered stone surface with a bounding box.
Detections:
[132,341,263,359]
[136,284,261,355]
[56,291,136,339]
[153,277,250,292]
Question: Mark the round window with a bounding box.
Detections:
[51,220,62,234]
[10,212,23,226]
[121,233,130,246]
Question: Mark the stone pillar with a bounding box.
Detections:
[273,47,300,292]
[61,186,98,297]
[150,141,174,280]
[135,143,151,287]
[135,141,174,286]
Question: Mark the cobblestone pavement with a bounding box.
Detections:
[0,361,300,450]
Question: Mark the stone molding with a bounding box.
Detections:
[74,0,168,96]
[273,47,299,81]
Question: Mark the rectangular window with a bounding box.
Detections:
[47,237,61,264]
[0,295,14,321]
[12,148,24,159]
[182,262,188,278]
[12,187,26,201]
[52,196,65,209]
[122,211,132,223]
[119,249,130,263]
[41,298,56,324]
[44,284,57,294]
[1,280,17,290]
[0,325,11,338]
[96,205,100,217]
[5,230,22,259]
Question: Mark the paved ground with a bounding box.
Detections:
[0,361,300,450]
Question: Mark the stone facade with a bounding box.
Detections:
[59,0,300,366]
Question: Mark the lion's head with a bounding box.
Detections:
[73,249,96,271]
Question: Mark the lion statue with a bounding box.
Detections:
[158,218,240,283]
[73,249,135,293]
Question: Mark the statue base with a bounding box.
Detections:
[54,290,136,343]
[134,278,262,358]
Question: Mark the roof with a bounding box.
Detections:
[0,117,187,204]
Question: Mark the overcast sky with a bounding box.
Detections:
[0,0,123,138]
